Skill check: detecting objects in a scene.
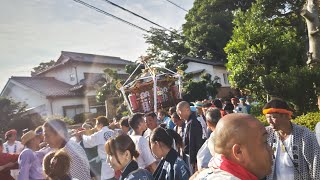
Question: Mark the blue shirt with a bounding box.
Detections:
[164,117,175,129]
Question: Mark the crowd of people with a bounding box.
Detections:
[0,97,319,180]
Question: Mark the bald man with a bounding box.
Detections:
[176,101,204,173]
[192,113,273,180]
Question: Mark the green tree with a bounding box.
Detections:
[261,66,320,113]
[224,0,318,114]
[96,68,129,117]
[144,1,256,68]
[31,60,56,76]
[96,68,122,103]
[183,0,256,60]
[144,28,189,69]
[225,1,301,91]
[0,97,27,133]
[182,72,221,102]
[125,63,143,77]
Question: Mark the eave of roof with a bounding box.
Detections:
[7,76,83,98]
[35,51,134,76]
[175,56,225,68]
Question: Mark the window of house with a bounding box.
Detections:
[63,105,84,119]
[84,73,105,79]
[87,96,105,115]
[223,73,230,85]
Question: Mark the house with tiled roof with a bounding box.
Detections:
[177,56,235,98]
[1,51,134,119]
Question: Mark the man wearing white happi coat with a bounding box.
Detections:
[80,116,115,180]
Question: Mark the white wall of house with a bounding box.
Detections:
[42,63,127,85]
[185,62,230,87]
[2,81,50,117]
[50,97,87,119]
[41,64,76,85]
[3,81,47,109]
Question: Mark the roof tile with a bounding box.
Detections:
[11,76,82,97]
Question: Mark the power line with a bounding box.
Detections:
[73,0,149,32]
[165,0,188,12]
[101,0,171,32]
[72,0,225,59]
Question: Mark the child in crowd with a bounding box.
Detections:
[43,150,74,180]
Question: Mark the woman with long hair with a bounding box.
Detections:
[105,134,153,180]
[150,127,190,180]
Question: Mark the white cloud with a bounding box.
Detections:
[0,0,194,89]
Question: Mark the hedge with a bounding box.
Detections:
[256,112,320,131]
[73,112,95,124]
[292,112,320,131]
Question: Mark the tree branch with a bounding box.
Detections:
[301,9,315,21]
[310,27,320,35]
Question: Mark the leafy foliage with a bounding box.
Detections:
[293,112,320,131]
[249,102,265,117]
[96,68,122,103]
[224,0,318,114]
[182,72,221,102]
[256,115,269,126]
[144,28,189,69]
[226,0,301,88]
[0,97,27,133]
[31,60,56,76]
[73,112,96,124]
[256,112,320,131]
[144,1,256,68]
[183,0,255,60]
[125,64,143,77]
[261,66,320,114]
[96,68,129,117]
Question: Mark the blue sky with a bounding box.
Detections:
[0,0,193,89]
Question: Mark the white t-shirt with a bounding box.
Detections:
[2,141,24,154]
[143,128,152,140]
[130,135,156,168]
[275,135,294,180]
[82,126,115,179]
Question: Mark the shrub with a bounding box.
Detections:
[292,112,320,131]
[256,115,269,126]
[255,112,320,131]
[45,115,75,125]
[8,114,44,135]
[62,117,75,125]
[250,103,264,117]
[73,112,95,124]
